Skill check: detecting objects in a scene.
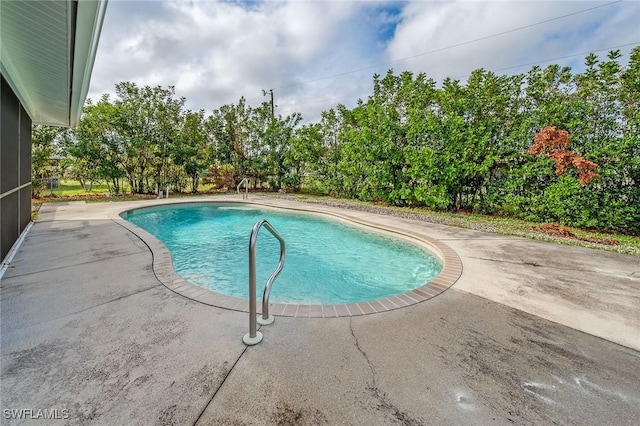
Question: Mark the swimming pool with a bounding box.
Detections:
[122,203,443,305]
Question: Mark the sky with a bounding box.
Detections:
[88,0,640,123]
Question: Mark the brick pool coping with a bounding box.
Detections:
[109,199,463,317]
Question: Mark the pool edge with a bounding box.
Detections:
[108,198,463,317]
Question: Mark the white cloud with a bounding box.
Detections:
[385,1,640,81]
[88,0,640,123]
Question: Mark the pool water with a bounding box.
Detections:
[123,203,443,304]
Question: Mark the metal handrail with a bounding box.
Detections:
[236,177,248,199]
[243,219,286,345]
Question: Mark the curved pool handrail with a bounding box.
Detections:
[243,219,286,346]
[237,177,248,200]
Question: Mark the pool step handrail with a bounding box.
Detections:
[237,177,248,200]
[243,219,286,346]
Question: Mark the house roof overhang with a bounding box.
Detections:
[1,0,108,127]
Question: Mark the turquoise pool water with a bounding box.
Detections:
[122,203,442,304]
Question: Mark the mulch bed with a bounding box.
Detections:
[533,223,619,246]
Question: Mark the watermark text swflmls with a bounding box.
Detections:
[3,408,69,420]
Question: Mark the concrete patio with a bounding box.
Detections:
[1,195,639,425]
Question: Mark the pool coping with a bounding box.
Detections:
[108,198,463,318]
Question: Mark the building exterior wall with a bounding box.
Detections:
[1,74,32,262]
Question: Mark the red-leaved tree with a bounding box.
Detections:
[529,126,599,185]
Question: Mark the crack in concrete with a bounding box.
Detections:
[349,317,423,426]
[349,316,375,384]
[192,341,251,425]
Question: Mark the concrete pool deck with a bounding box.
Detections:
[1,195,639,425]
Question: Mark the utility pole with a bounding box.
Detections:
[262,89,274,119]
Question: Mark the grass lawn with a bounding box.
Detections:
[39,180,111,197]
[31,180,225,215]
[36,180,222,198]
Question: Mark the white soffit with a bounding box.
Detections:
[0,0,107,127]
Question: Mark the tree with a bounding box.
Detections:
[265,112,302,190]
[66,95,125,193]
[528,126,598,185]
[113,82,185,193]
[284,123,324,191]
[32,125,66,196]
[172,110,209,193]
